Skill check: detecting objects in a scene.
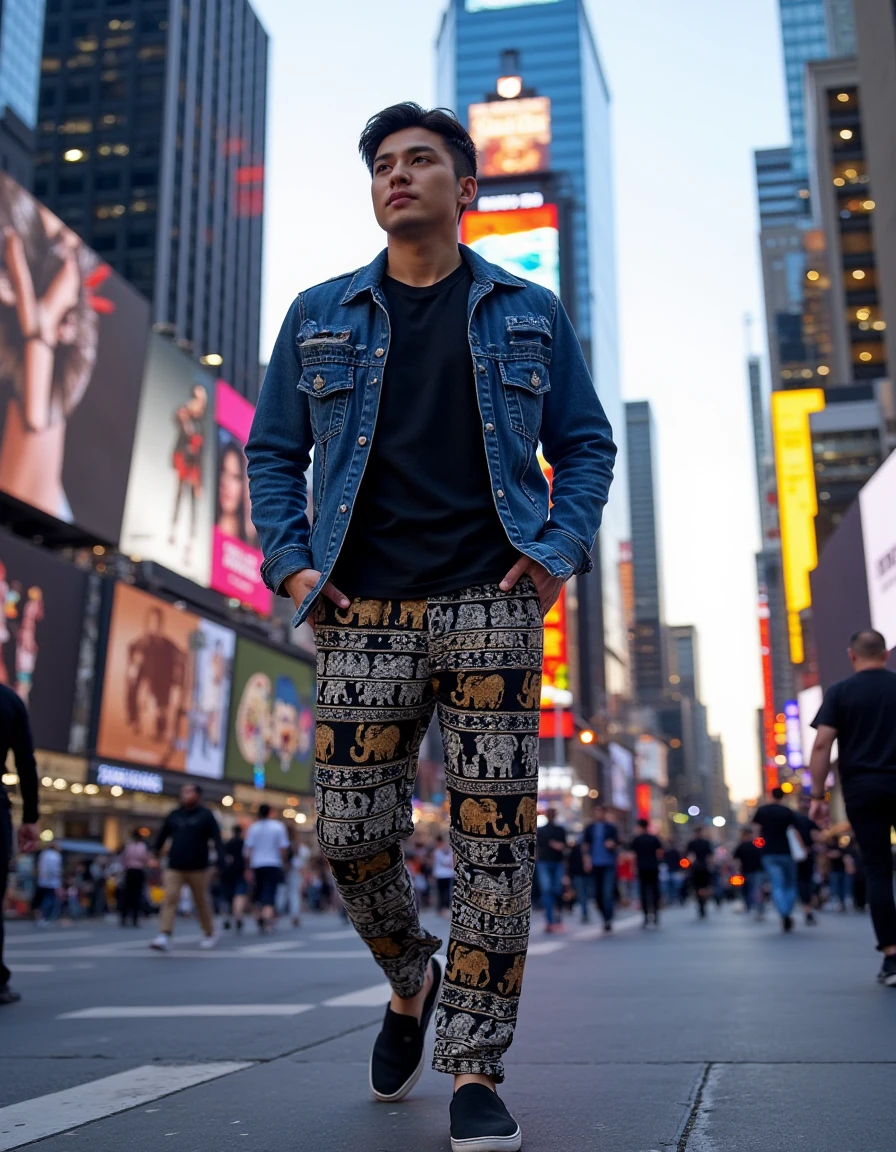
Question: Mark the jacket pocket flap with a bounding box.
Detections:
[297,365,355,397]
[506,313,552,338]
[500,360,551,394]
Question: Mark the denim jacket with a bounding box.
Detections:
[247,245,616,626]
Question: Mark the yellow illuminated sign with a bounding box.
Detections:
[468,97,551,177]
[771,388,826,664]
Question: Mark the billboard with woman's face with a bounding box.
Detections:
[0,173,149,542]
[211,380,271,615]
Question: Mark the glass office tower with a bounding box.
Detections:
[0,0,47,182]
[437,0,629,723]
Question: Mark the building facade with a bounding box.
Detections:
[436,0,629,729]
[34,0,267,399]
[0,0,46,183]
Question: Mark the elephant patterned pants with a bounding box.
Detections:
[314,579,543,1082]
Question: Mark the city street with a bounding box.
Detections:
[1,903,893,1152]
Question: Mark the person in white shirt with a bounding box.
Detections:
[245,804,289,932]
[431,834,455,917]
[287,838,310,928]
[35,845,63,924]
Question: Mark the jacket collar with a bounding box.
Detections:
[341,243,526,304]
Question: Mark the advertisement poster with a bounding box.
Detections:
[0,528,87,752]
[609,742,633,812]
[224,636,315,794]
[859,447,896,648]
[120,335,215,584]
[211,380,271,615]
[468,97,551,177]
[460,203,560,295]
[0,172,149,541]
[96,583,235,778]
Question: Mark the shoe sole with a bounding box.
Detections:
[450,1124,522,1152]
[877,972,896,987]
[149,944,169,952]
[370,955,444,1103]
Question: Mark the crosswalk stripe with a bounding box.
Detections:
[59,1004,314,1019]
[0,1063,251,1150]
[322,982,392,1007]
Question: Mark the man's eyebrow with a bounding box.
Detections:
[373,144,440,166]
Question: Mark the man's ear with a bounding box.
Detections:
[458,176,477,211]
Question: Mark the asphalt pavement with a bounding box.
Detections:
[1,899,894,1151]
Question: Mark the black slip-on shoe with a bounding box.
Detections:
[450,1084,522,1152]
[370,955,443,1102]
[0,984,22,1005]
[877,955,896,987]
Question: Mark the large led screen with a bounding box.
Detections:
[120,335,215,585]
[859,446,896,648]
[211,380,271,615]
[0,528,87,752]
[460,204,560,295]
[0,172,149,541]
[224,637,314,794]
[468,97,551,178]
[96,583,235,778]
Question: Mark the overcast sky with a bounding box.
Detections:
[251,0,790,802]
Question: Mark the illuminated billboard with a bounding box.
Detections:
[466,0,560,9]
[859,446,896,647]
[771,388,825,663]
[460,203,559,295]
[468,97,551,177]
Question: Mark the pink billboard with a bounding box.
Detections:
[211,381,271,616]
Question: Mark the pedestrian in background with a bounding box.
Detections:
[287,836,310,928]
[432,834,455,918]
[245,803,290,934]
[793,794,820,925]
[119,829,149,927]
[630,818,663,928]
[220,824,248,933]
[733,826,765,919]
[685,826,715,920]
[581,802,619,932]
[567,838,591,923]
[536,807,568,933]
[825,836,851,912]
[34,841,63,925]
[753,787,800,933]
[150,782,223,952]
[0,682,38,1004]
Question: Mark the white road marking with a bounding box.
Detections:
[526,941,567,956]
[7,964,54,972]
[322,982,391,1007]
[310,929,359,941]
[6,948,368,960]
[58,1004,314,1020]
[3,930,96,943]
[0,1062,251,1151]
[236,940,305,955]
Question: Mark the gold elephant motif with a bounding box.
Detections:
[336,598,390,626]
[316,724,335,764]
[352,850,391,883]
[446,944,490,988]
[451,673,505,710]
[459,797,509,837]
[514,796,538,834]
[498,955,525,996]
[397,600,426,629]
[516,671,540,710]
[350,723,401,763]
[367,935,402,958]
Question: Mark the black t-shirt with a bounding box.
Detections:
[221,836,245,882]
[812,669,896,781]
[686,837,714,868]
[752,803,796,855]
[631,833,662,871]
[331,262,518,598]
[733,841,763,874]
[536,822,568,864]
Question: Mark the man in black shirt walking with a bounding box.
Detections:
[686,827,715,919]
[733,827,765,919]
[753,788,799,932]
[247,102,616,1151]
[810,629,896,985]
[0,684,39,1004]
[535,807,568,933]
[631,819,663,928]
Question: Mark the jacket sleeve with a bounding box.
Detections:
[208,811,225,866]
[538,296,617,575]
[12,697,38,825]
[246,295,316,596]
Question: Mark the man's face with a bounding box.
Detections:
[181,785,199,808]
[370,127,475,237]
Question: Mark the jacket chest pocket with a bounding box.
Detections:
[297,363,355,442]
[499,359,551,442]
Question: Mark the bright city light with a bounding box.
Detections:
[496,74,523,99]
[110,785,124,797]
[63,148,85,162]
[200,353,224,366]
[295,813,308,824]
[687,806,700,816]
[40,830,54,842]
[222,795,234,807]
[781,782,794,793]
[853,269,866,280]
[578,729,595,745]
[837,92,850,102]
[571,783,590,798]
[672,813,689,825]
[806,270,819,281]
[85,784,100,796]
[712,816,726,828]
[839,129,853,139]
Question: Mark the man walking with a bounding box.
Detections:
[150,783,223,952]
[119,830,150,927]
[220,824,249,933]
[685,826,715,919]
[0,683,39,1004]
[247,102,615,1150]
[630,818,663,928]
[245,804,290,933]
[733,826,765,919]
[809,629,896,985]
[793,794,820,925]
[753,787,799,933]
[536,807,568,933]
[581,802,619,932]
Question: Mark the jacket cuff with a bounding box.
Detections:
[260,545,314,596]
[537,526,594,576]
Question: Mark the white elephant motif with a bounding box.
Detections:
[441,727,464,773]
[489,599,528,629]
[463,839,502,866]
[472,734,517,779]
[470,869,511,895]
[370,782,398,814]
[397,681,425,707]
[318,819,359,846]
[520,734,538,776]
[428,605,455,636]
[455,603,487,630]
[355,681,394,706]
[326,651,370,678]
[324,790,371,819]
[371,654,416,680]
[323,680,350,705]
[363,811,395,840]
[472,1019,513,1046]
[438,1010,477,1040]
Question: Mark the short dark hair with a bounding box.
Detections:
[359,102,477,179]
[849,629,888,659]
[258,803,271,819]
[637,818,649,829]
[772,786,785,800]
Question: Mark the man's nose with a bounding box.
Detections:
[389,166,410,186]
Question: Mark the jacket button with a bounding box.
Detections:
[339,504,348,513]
[374,347,385,357]
[313,375,325,390]
[358,436,367,446]
[370,377,379,386]
[478,363,486,374]
[497,489,505,499]
[485,423,495,432]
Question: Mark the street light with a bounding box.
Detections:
[579,729,595,745]
[688,805,700,816]
[712,816,726,828]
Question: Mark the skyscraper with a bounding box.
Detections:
[437,0,628,726]
[625,401,665,702]
[0,0,47,183]
[34,0,267,400]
